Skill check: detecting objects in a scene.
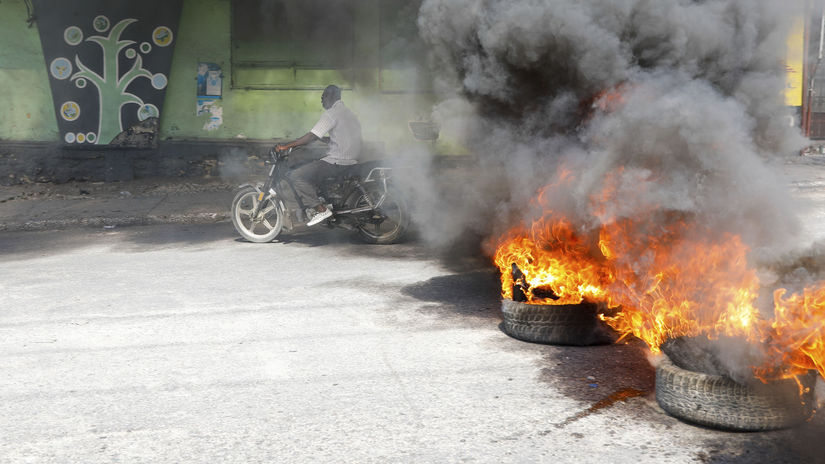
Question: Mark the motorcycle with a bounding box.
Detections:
[231,147,409,244]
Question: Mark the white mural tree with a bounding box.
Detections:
[65,17,169,143]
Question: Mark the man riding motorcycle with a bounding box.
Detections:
[274,84,363,226]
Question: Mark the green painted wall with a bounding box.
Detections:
[0,0,457,154]
[0,0,58,141]
[164,0,443,154]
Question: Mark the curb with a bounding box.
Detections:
[0,212,230,232]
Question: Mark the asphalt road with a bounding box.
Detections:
[1,223,824,463]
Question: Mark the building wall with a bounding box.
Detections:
[1,0,444,150]
[0,0,59,142]
[0,0,455,182]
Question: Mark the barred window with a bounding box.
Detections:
[231,0,355,89]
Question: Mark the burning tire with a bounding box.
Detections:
[655,356,815,431]
[500,300,617,346]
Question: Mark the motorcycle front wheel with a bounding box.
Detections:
[347,186,409,244]
[231,186,284,243]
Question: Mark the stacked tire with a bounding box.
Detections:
[656,355,816,431]
[501,300,617,346]
[501,301,818,432]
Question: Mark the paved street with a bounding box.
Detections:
[1,222,824,463]
[4,1,825,461]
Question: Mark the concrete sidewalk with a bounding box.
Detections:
[4,153,821,234]
[0,177,236,232]
[0,156,484,233]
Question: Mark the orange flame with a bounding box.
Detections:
[493,183,825,382]
[493,172,612,305]
[494,217,610,304]
[598,219,761,352]
[756,288,825,379]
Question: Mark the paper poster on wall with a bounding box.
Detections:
[196,62,223,130]
[202,104,223,131]
[198,62,222,98]
[196,97,223,131]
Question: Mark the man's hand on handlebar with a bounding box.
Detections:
[275,144,290,152]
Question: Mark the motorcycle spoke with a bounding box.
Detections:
[259,203,276,216]
[237,207,254,217]
[262,218,275,231]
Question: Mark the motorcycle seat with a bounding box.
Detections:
[343,160,386,178]
[323,161,387,182]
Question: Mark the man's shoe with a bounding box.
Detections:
[306,208,333,226]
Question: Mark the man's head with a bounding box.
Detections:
[321,85,342,110]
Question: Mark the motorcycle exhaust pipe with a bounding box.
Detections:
[335,193,388,215]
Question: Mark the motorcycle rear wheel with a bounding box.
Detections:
[347,186,409,244]
[231,186,284,243]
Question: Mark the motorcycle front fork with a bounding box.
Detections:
[250,167,278,218]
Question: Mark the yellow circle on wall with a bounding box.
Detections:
[61,101,80,121]
[152,26,173,47]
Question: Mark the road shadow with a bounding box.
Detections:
[265,227,435,259]
[693,417,825,464]
[532,335,825,463]
[262,225,494,271]
[117,222,238,248]
[400,268,503,325]
[0,221,407,259]
[536,337,656,404]
[0,222,239,261]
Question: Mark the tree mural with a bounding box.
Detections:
[33,0,181,146]
[59,17,170,144]
[65,18,167,144]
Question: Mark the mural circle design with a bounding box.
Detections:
[140,42,152,54]
[75,78,86,88]
[152,26,173,47]
[93,15,110,32]
[138,104,159,121]
[76,133,86,143]
[86,133,97,143]
[64,132,76,144]
[61,101,80,121]
[151,73,168,90]
[125,48,137,59]
[64,26,83,46]
[50,57,72,80]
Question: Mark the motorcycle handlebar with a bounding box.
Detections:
[269,146,292,159]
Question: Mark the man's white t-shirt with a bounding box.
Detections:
[310,100,362,165]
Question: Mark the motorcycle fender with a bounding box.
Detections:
[237,183,262,192]
[238,183,273,202]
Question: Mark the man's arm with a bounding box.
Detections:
[275,132,320,151]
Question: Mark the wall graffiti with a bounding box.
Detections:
[33,0,182,146]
